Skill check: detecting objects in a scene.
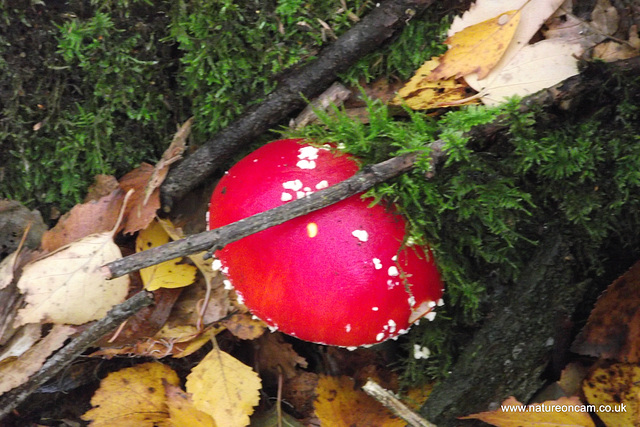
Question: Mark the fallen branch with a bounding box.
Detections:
[105,147,444,279]
[0,291,155,419]
[160,0,436,206]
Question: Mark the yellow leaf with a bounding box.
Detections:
[314,375,406,427]
[156,218,217,290]
[461,396,595,426]
[186,347,261,427]
[0,325,74,395]
[165,382,217,427]
[583,363,640,426]
[15,232,130,325]
[391,57,478,110]
[82,362,180,427]
[428,10,521,81]
[136,219,196,291]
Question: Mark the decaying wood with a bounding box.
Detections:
[160,0,436,207]
[0,291,155,419]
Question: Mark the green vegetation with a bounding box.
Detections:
[288,83,640,382]
[3,1,640,387]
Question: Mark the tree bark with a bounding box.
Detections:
[160,0,436,207]
[421,232,589,425]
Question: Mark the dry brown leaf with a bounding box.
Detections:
[583,363,639,426]
[85,175,120,202]
[165,382,217,427]
[15,231,130,326]
[460,395,595,426]
[186,346,262,426]
[118,163,160,234]
[557,362,589,397]
[314,375,406,427]
[593,25,640,61]
[0,325,74,395]
[590,0,619,36]
[572,260,640,362]
[82,362,179,427]
[221,312,267,340]
[94,287,182,348]
[429,10,521,81]
[284,372,319,419]
[255,332,308,380]
[143,118,192,206]
[41,189,125,252]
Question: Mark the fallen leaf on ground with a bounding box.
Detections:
[118,163,160,235]
[15,231,130,326]
[557,362,589,397]
[136,219,196,291]
[82,362,180,427]
[41,189,124,252]
[165,381,217,427]
[143,118,191,206]
[391,57,477,109]
[186,346,261,426]
[583,363,640,426]
[461,0,567,94]
[314,375,406,427]
[428,10,521,81]
[477,39,581,106]
[94,287,182,348]
[221,312,267,340]
[593,25,640,61]
[0,325,74,395]
[460,395,595,426]
[84,174,120,201]
[255,332,308,380]
[284,372,319,419]
[572,260,640,362]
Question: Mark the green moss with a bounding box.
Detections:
[167,0,370,142]
[287,81,640,384]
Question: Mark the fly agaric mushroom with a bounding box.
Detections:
[208,138,443,347]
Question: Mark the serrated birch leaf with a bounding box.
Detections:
[15,232,130,325]
[186,347,261,426]
[82,362,180,427]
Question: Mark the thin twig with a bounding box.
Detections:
[0,291,155,420]
[362,379,437,427]
[104,148,434,279]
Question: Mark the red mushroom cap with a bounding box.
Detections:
[208,138,443,347]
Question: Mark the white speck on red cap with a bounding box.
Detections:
[281,192,293,202]
[372,258,382,269]
[352,230,368,242]
[282,179,303,191]
[388,266,399,276]
[315,180,329,190]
